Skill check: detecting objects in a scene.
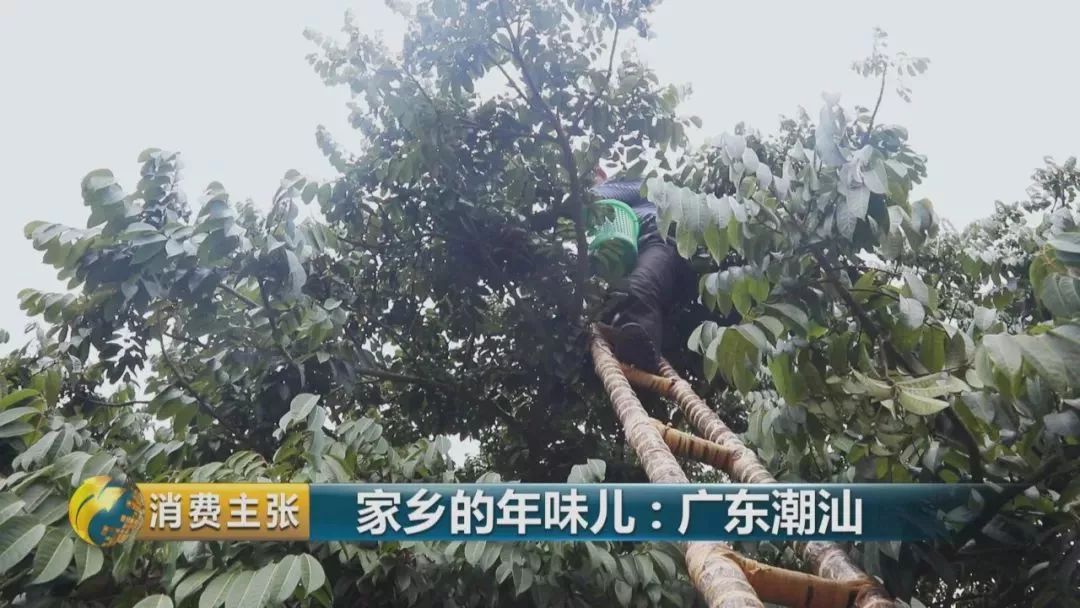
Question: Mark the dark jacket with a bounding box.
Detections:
[589,180,656,223]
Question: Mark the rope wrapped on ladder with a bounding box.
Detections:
[657,360,892,608]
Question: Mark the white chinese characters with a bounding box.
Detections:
[357,487,637,537]
[145,491,302,532]
[678,488,864,537]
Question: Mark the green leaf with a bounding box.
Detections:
[674,191,706,258]
[120,222,159,237]
[496,561,512,585]
[754,316,785,341]
[1044,411,1080,438]
[23,220,49,240]
[1030,249,1059,294]
[302,182,319,204]
[703,222,729,263]
[1038,274,1080,319]
[513,564,534,596]
[973,306,996,331]
[903,272,936,310]
[898,296,925,329]
[283,250,307,298]
[31,527,74,584]
[864,159,889,194]
[479,542,500,572]
[894,372,967,393]
[768,353,805,404]
[317,183,333,205]
[919,328,947,373]
[1048,232,1080,255]
[687,321,712,353]
[0,422,33,439]
[945,331,971,370]
[897,389,950,415]
[615,580,633,607]
[633,553,656,585]
[708,327,756,390]
[265,556,304,603]
[280,393,320,433]
[77,452,117,483]
[585,542,618,574]
[1013,325,1080,393]
[465,541,486,566]
[299,554,326,595]
[0,494,25,526]
[852,370,893,400]
[224,571,254,608]
[732,352,758,394]
[731,279,752,316]
[238,565,278,608]
[0,389,40,411]
[567,459,606,483]
[0,406,40,429]
[73,541,103,584]
[82,168,116,192]
[134,595,174,608]
[200,571,238,608]
[0,516,46,575]
[176,570,217,605]
[675,223,697,258]
[837,187,870,239]
[650,549,679,579]
[766,303,809,332]
[983,334,1023,381]
[735,323,771,352]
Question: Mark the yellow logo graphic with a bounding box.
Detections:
[68,476,145,546]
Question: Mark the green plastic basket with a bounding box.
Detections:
[588,199,640,279]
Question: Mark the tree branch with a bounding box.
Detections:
[165,331,209,350]
[218,278,305,383]
[355,365,451,387]
[812,247,986,482]
[258,279,302,376]
[343,324,452,388]
[950,455,1075,550]
[218,282,262,310]
[864,68,888,144]
[484,46,534,108]
[157,331,247,442]
[575,26,620,126]
[496,0,590,318]
[491,401,523,431]
[82,397,151,408]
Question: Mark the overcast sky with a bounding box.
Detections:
[1,2,1076,385]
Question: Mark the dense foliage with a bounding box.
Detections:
[0,3,1076,608]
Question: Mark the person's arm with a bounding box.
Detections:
[589,180,647,206]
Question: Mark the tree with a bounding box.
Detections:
[642,29,1079,601]
[0,2,1077,607]
[299,0,703,483]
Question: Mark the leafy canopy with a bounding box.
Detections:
[0,4,1077,608]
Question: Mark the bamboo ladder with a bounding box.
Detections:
[588,325,895,608]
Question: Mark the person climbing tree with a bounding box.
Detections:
[592,169,698,374]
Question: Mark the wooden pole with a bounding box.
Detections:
[589,327,764,607]
[651,359,896,608]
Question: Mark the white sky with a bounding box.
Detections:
[1,2,1077,455]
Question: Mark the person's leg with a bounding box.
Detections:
[604,221,693,372]
[617,237,680,348]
